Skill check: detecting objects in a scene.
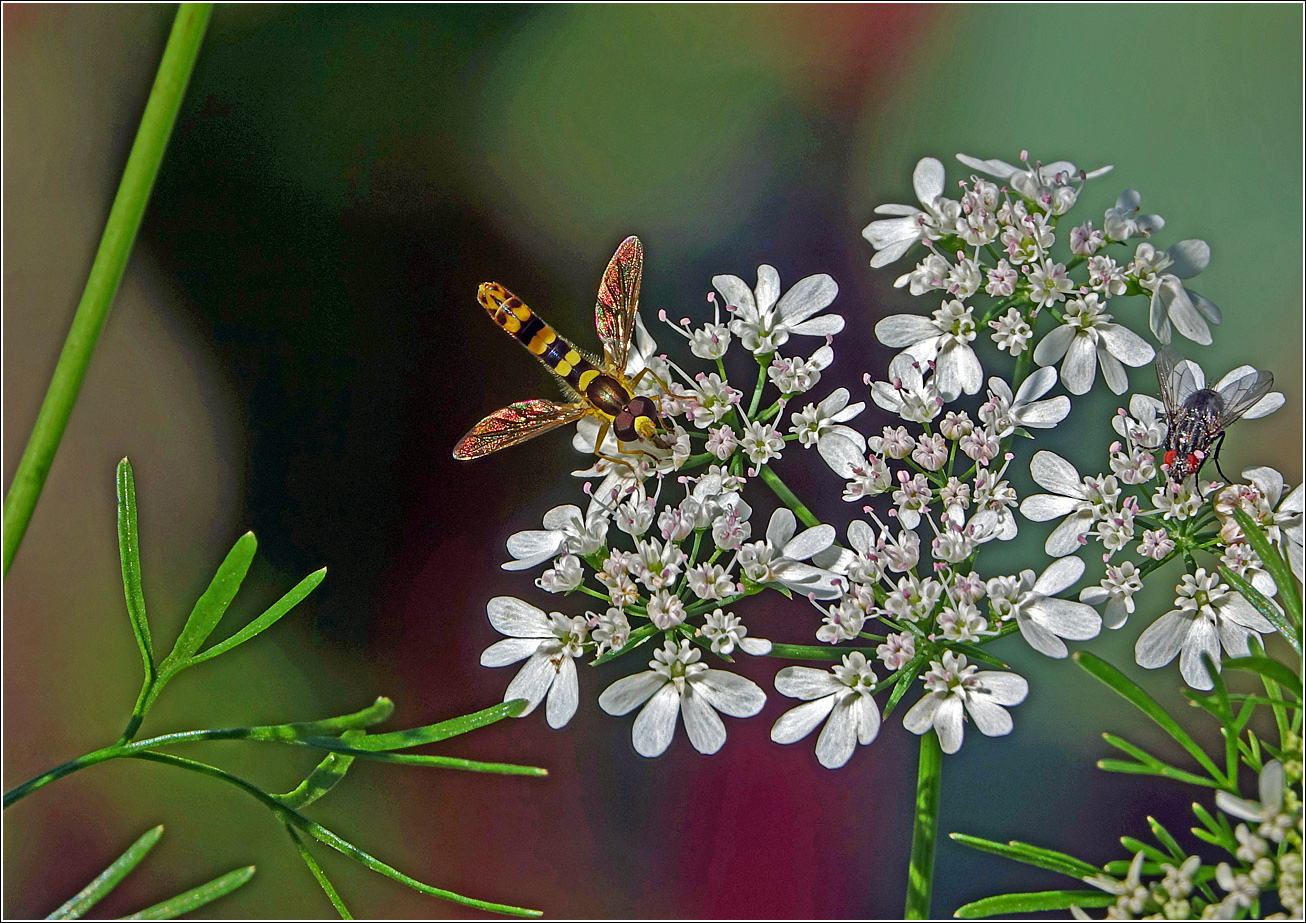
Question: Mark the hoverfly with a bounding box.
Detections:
[453,236,670,465]
[1154,345,1275,483]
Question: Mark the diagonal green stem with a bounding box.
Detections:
[759,465,820,529]
[2,3,213,576]
[905,731,943,918]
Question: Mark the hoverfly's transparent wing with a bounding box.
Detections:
[594,236,643,371]
[1212,365,1275,428]
[1155,345,1203,416]
[453,399,586,460]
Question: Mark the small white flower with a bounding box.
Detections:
[985,557,1102,658]
[1138,528,1175,560]
[877,632,916,670]
[738,508,842,599]
[1134,568,1275,689]
[790,387,867,451]
[863,157,957,267]
[985,259,1018,298]
[706,424,738,460]
[989,307,1032,355]
[895,251,953,296]
[1031,293,1154,395]
[687,562,736,600]
[978,366,1071,437]
[504,503,608,571]
[771,653,882,769]
[902,651,1029,754]
[1131,240,1222,345]
[1216,760,1294,843]
[647,589,686,630]
[768,345,834,395]
[700,608,770,656]
[687,372,741,427]
[713,265,842,356]
[599,639,766,757]
[1026,259,1074,309]
[957,152,1111,215]
[875,299,982,401]
[1078,561,1144,629]
[1021,452,1121,556]
[1103,189,1164,241]
[870,353,944,423]
[740,419,785,467]
[1112,393,1168,452]
[481,597,588,728]
[538,554,584,593]
[1086,253,1128,297]
[1084,851,1150,916]
[632,536,686,592]
[590,607,631,657]
[1069,221,1105,256]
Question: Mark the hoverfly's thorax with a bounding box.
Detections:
[586,375,632,417]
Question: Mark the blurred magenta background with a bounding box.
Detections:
[4,5,1301,918]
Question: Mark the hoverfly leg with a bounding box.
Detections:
[590,418,642,481]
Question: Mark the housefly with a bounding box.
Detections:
[1154,345,1275,483]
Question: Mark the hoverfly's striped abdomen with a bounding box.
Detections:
[478,282,606,394]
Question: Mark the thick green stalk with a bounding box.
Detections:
[759,465,820,529]
[2,4,213,576]
[904,731,943,918]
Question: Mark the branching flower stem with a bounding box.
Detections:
[905,731,944,919]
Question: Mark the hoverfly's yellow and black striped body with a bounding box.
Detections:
[453,237,665,461]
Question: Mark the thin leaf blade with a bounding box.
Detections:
[163,532,256,668]
[46,825,164,920]
[955,890,1115,918]
[118,866,255,920]
[949,834,1100,879]
[116,458,153,671]
[186,567,326,667]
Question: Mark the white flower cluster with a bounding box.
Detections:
[476,147,1298,769]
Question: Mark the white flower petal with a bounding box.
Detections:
[1165,239,1210,278]
[1020,494,1080,522]
[788,314,845,337]
[783,524,835,562]
[964,695,1013,738]
[1017,396,1072,428]
[1135,611,1188,669]
[599,671,667,716]
[1033,324,1075,366]
[875,314,939,348]
[974,672,1029,706]
[481,637,543,668]
[486,596,552,637]
[712,274,755,314]
[776,274,838,326]
[504,650,559,715]
[855,695,882,745]
[766,508,798,549]
[680,684,727,754]
[1015,365,1058,402]
[631,684,682,757]
[775,666,844,700]
[933,694,966,754]
[1177,618,1221,690]
[770,696,836,744]
[502,531,564,570]
[814,697,859,769]
[1017,610,1070,658]
[695,670,766,718]
[818,432,866,478]
[1098,323,1155,367]
[914,156,947,202]
[1029,451,1083,496]
[902,691,942,735]
[755,265,781,314]
[544,657,579,728]
[1033,598,1103,641]
[1045,512,1094,557]
[1061,333,1098,395]
[1034,555,1085,595]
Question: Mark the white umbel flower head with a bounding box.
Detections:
[957,152,1112,215]
[902,651,1029,754]
[1021,451,1122,556]
[1134,568,1275,689]
[598,639,766,757]
[771,652,882,769]
[503,503,609,571]
[712,265,842,356]
[978,366,1071,437]
[737,508,842,599]
[1131,240,1222,345]
[481,597,588,728]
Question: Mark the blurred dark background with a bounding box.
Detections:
[4,4,1301,918]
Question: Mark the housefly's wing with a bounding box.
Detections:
[594,236,643,371]
[1213,366,1275,427]
[453,399,586,460]
[1155,345,1202,415]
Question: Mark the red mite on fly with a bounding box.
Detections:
[1154,345,1275,483]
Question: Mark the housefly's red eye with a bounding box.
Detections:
[1164,450,1178,469]
[1185,454,1202,475]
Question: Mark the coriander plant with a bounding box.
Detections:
[468,149,1302,918]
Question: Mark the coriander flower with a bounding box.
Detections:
[875,299,982,401]
[1103,189,1164,241]
[1216,760,1294,843]
[739,419,785,467]
[957,151,1112,215]
[977,366,1071,438]
[713,265,842,356]
[985,556,1102,658]
[1134,568,1275,689]
[504,502,609,571]
[737,508,842,599]
[1078,561,1144,629]
[699,608,771,656]
[902,651,1029,754]
[862,157,956,267]
[481,597,588,728]
[1031,293,1154,395]
[1021,451,1122,556]
[1130,240,1221,345]
[869,353,944,422]
[790,387,867,450]
[771,653,882,769]
[598,639,766,757]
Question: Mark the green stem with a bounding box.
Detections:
[2,3,213,576]
[2,743,125,808]
[904,731,943,919]
[759,465,819,528]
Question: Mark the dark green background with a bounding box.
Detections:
[4,4,1301,918]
